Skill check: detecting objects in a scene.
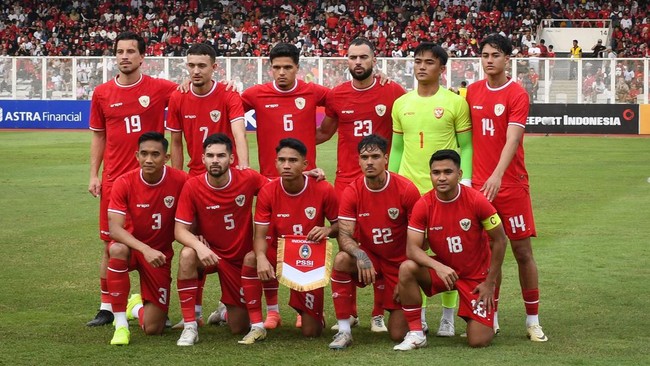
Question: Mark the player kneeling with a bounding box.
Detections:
[395,150,507,350]
[106,132,188,345]
[239,138,339,345]
[174,134,269,346]
[329,135,420,350]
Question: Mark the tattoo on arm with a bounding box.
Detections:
[338,222,359,254]
[354,249,372,269]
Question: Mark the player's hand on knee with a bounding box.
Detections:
[257,256,275,281]
[472,282,495,313]
[435,265,458,291]
[197,246,219,267]
[144,247,167,268]
[196,235,210,247]
[354,250,376,285]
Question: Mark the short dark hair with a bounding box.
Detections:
[276,138,307,157]
[349,37,376,54]
[479,33,513,56]
[114,31,146,55]
[357,134,388,154]
[429,149,460,169]
[138,131,168,151]
[413,42,448,65]
[270,42,300,65]
[203,133,233,153]
[460,80,468,87]
[187,43,216,63]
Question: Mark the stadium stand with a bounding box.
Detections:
[0,0,647,103]
[1,0,647,58]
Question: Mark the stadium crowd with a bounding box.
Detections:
[1,0,648,59]
[0,0,647,103]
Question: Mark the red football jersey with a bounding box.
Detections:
[408,185,497,280]
[175,168,269,261]
[466,79,530,187]
[338,172,420,265]
[108,166,188,257]
[325,79,406,182]
[254,176,338,248]
[89,74,178,182]
[242,80,329,177]
[166,82,245,175]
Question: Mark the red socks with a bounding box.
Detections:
[331,270,354,320]
[522,288,540,315]
[106,258,129,313]
[177,278,198,323]
[241,265,263,324]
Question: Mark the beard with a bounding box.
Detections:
[350,66,373,81]
[208,165,228,178]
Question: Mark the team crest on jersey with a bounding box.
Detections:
[387,208,399,220]
[299,244,312,259]
[210,110,221,123]
[295,97,306,110]
[494,104,505,116]
[235,194,246,207]
[305,206,316,220]
[459,218,471,231]
[139,95,150,108]
[164,196,175,208]
[375,104,386,117]
[434,107,444,119]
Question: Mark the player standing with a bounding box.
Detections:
[241,42,329,178]
[239,138,339,344]
[106,132,188,345]
[173,134,268,346]
[87,32,178,326]
[316,37,407,333]
[240,43,329,328]
[395,149,507,350]
[389,42,472,337]
[466,34,548,342]
[168,43,249,175]
[329,135,420,350]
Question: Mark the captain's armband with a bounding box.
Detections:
[481,213,501,231]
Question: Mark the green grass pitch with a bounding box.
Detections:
[0,131,649,365]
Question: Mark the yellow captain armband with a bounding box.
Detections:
[481,213,501,231]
